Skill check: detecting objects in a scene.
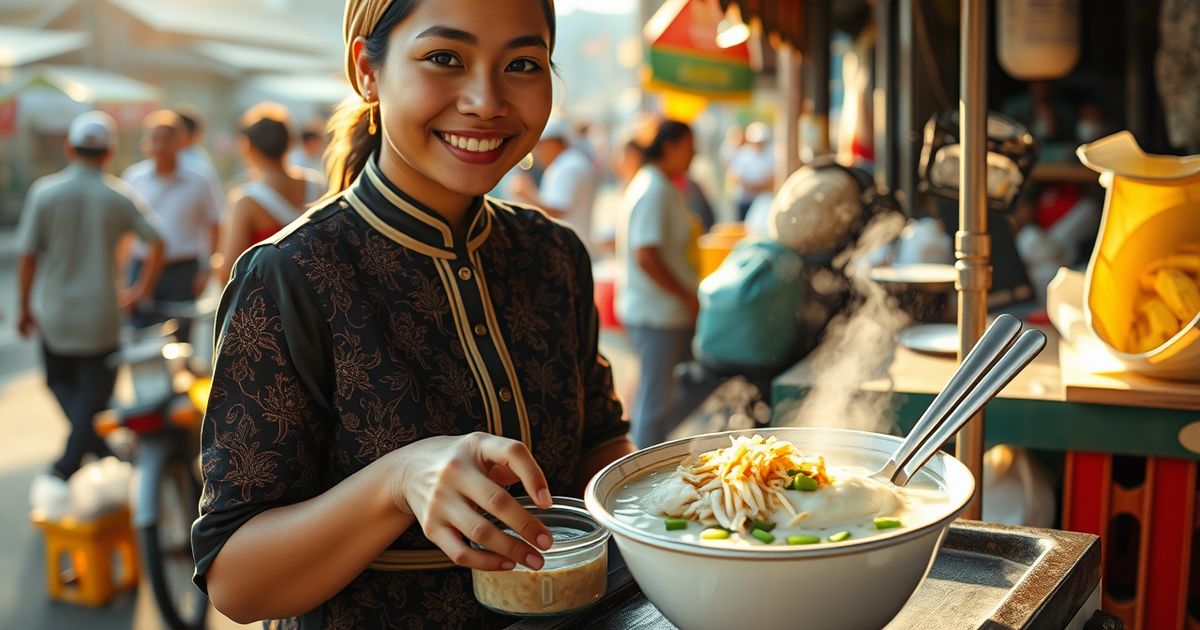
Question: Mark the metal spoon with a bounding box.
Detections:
[874,315,1047,486]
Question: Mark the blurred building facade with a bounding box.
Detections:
[0,0,348,224]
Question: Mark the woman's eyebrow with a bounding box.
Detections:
[415,26,547,50]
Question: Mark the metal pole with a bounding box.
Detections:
[897,0,916,212]
[802,0,832,157]
[776,43,803,186]
[956,0,990,520]
[874,0,899,193]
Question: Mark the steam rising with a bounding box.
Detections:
[667,213,912,444]
[777,212,911,433]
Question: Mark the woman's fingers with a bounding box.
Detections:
[447,500,546,571]
[485,463,520,487]
[458,466,553,553]
[478,435,552,509]
[427,524,515,572]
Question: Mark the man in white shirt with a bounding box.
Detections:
[511,118,598,250]
[174,104,223,201]
[728,121,776,221]
[122,110,222,342]
[17,111,165,479]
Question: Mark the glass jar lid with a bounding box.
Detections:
[481,496,609,556]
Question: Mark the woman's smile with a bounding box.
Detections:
[434,130,512,164]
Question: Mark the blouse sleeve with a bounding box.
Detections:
[572,241,629,455]
[191,244,335,592]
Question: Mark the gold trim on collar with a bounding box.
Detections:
[471,250,533,445]
[466,202,494,253]
[364,164,455,249]
[433,259,502,436]
[345,189,455,260]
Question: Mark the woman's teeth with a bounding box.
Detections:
[439,133,504,152]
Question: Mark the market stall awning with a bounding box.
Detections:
[29,65,160,104]
[240,74,354,106]
[108,0,336,55]
[0,27,88,68]
[644,0,754,100]
[716,0,805,51]
[193,41,339,74]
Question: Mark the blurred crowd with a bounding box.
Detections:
[14,69,1117,479]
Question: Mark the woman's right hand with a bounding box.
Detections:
[388,432,555,572]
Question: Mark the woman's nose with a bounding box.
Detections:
[457,72,508,120]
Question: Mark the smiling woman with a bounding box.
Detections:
[191,1,634,628]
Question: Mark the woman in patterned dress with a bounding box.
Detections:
[191,1,634,627]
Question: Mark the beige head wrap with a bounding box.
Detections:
[343,0,397,99]
[342,0,554,100]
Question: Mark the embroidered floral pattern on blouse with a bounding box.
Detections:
[195,164,627,629]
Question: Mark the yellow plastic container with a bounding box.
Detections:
[31,506,139,606]
[697,222,748,279]
[1077,131,1200,380]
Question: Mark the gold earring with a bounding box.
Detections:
[367,102,377,135]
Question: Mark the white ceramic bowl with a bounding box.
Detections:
[584,427,975,630]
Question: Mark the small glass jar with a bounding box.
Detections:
[471,496,610,617]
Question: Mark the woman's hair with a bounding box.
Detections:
[325,0,558,195]
[638,118,692,163]
[240,102,292,161]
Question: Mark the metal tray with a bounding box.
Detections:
[505,520,1100,630]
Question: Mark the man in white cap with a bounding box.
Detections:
[511,117,599,250]
[728,120,776,221]
[16,110,165,480]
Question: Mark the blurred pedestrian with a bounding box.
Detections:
[215,103,325,285]
[173,104,224,199]
[121,110,222,341]
[510,117,598,249]
[728,121,775,221]
[288,120,328,175]
[616,118,701,448]
[16,111,165,480]
[614,136,645,188]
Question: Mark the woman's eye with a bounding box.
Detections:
[426,52,462,67]
[507,58,542,73]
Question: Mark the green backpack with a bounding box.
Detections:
[693,239,807,372]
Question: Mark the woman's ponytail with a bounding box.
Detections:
[324,98,380,196]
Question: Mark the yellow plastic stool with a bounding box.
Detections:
[31,506,139,606]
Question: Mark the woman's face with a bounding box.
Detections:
[661,133,695,177]
[360,0,553,205]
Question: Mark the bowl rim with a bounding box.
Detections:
[584,427,975,561]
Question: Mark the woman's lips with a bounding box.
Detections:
[436,131,510,165]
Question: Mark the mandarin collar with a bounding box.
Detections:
[344,157,492,260]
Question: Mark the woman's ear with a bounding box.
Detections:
[352,36,377,99]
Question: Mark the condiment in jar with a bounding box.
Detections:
[471,497,609,616]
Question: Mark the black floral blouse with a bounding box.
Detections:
[191,158,628,629]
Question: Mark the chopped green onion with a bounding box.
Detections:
[700,528,731,540]
[664,518,689,531]
[874,517,902,530]
[792,475,818,491]
[750,528,775,544]
[786,534,821,545]
[828,531,851,542]
[750,519,776,532]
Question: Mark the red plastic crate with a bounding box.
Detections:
[1064,452,1198,629]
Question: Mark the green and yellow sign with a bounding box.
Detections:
[644,0,754,100]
